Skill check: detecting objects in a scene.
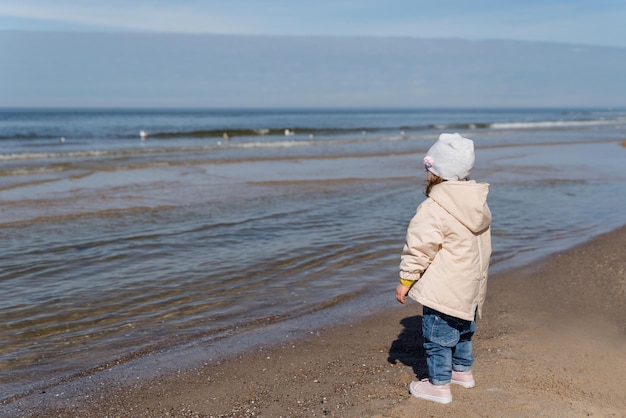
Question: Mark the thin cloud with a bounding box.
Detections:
[1,1,626,47]
[0,2,258,34]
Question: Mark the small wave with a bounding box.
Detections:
[144,126,388,139]
[149,128,270,139]
[490,118,624,130]
[0,140,313,163]
[236,140,310,149]
[0,166,68,177]
[0,150,113,161]
[0,124,438,142]
[0,133,410,164]
[134,123,493,139]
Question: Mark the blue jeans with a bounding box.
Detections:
[422,306,476,385]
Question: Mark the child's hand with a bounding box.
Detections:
[395,284,410,304]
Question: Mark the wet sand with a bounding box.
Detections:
[5,226,626,417]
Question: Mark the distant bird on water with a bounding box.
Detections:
[140,130,148,140]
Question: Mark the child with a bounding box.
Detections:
[395,133,492,404]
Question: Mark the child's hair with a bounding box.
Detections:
[425,173,444,196]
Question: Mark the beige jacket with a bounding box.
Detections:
[400,180,492,321]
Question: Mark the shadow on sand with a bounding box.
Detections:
[387,315,428,379]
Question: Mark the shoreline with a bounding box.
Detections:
[4,225,626,417]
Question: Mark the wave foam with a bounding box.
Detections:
[491,119,624,130]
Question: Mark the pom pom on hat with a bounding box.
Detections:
[424,133,475,180]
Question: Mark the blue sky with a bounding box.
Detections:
[2,1,626,108]
[2,0,626,48]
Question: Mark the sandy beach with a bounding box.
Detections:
[5,225,623,417]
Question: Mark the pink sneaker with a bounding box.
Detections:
[451,370,475,388]
[409,379,452,404]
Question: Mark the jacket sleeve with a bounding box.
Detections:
[399,200,444,281]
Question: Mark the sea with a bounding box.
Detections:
[1,107,625,404]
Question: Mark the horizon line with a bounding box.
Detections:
[2,29,624,50]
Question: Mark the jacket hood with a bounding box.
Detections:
[429,180,491,233]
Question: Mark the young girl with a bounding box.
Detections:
[395,133,492,404]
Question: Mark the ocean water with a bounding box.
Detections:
[1,108,625,402]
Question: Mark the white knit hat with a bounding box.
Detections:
[423,133,475,180]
